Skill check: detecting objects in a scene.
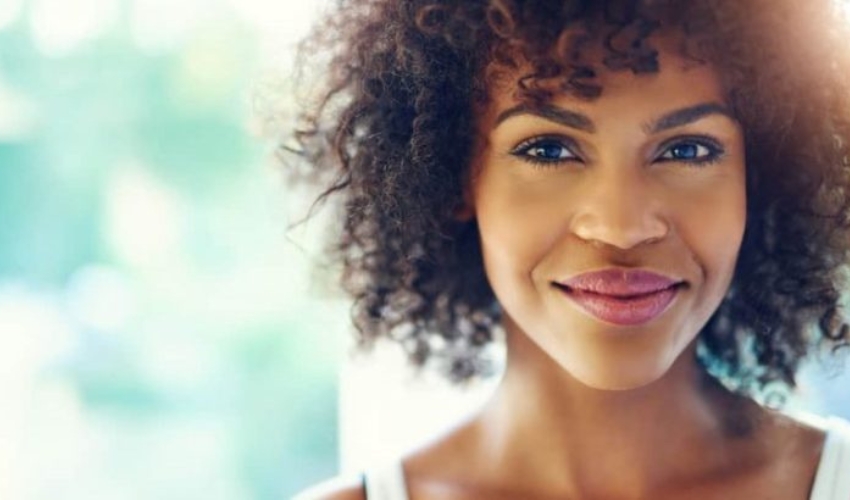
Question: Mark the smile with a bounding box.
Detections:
[554,269,684,326]
[555,285,681,325]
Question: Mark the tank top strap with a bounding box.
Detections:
[362,461,410,500]
[809,416,850,500]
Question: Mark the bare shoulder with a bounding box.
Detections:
[757,410,828,479]
[291,475,365,500]
[770,411,828,449]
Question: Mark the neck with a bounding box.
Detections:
[474,322,763,498]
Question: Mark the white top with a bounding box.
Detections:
[809,417,850,500]
[362,416,850,500]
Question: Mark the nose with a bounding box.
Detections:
[569,169,670,250]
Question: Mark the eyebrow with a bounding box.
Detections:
[494,101,736,134]
[495,104,596,133]
[647,102,736,134]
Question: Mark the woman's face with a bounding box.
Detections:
[471,43,746,390]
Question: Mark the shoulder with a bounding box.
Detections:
[780,411,850,443]
[762,410,828,459]
[291,475,366,500]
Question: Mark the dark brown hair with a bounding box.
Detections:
[287,0,850,395]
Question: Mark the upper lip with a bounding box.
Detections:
[556,268,684,297]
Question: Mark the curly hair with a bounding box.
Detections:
[287,0,850,395]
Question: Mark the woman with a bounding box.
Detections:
[290,0,850,498]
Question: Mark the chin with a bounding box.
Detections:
[564,358,675,392]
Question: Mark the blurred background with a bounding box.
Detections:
[0,1,345,498]
[0,1,848,499]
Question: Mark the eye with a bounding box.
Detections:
[510,136,579,166]
[656,137,724,165]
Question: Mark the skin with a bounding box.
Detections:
[472,51,746,392]
[305,37,826,500]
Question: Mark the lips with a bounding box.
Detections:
[554,269,684,326]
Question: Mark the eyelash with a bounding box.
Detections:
[656,136,726,166]
[510,135,726,169]
[510,135,579,168]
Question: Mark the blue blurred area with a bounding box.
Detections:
[0,1,339,498]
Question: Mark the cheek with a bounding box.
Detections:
[674,170,747,304]
[474,171,565,271]
[473,171,565,307]
[688,175,746,261]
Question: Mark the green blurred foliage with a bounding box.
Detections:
[0,1,339,498]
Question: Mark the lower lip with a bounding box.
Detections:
[557,285,680,326]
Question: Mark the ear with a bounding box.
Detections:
[453,201,475,221]
[452,176,476,221]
